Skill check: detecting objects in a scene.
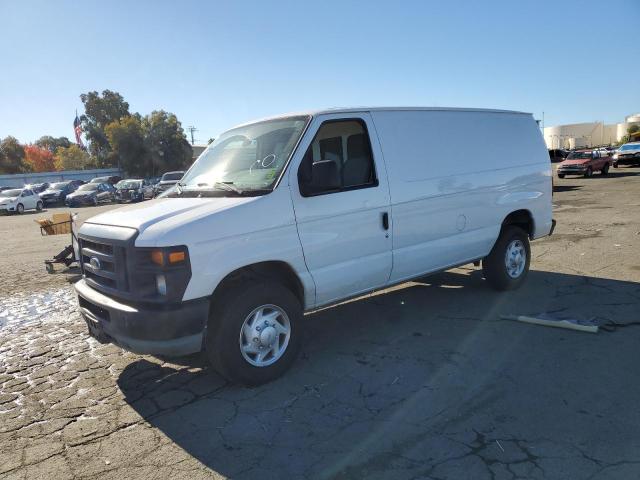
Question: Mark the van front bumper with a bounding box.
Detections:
[75,279,209,357]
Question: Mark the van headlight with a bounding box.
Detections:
[613,153,619,159]
[134,246,191,302]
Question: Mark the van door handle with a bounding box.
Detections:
[381,212,389,230]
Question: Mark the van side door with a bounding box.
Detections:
[289,113,392,307]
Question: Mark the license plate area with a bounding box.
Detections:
[79,296,112,343]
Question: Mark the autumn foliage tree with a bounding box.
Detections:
[24,145,56,172]
[54,145,94,171]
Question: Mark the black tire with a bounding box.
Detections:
[613,162,618,168]
[584,167,593,178]
[16,203,24,214]
[206,282,303,386]
[557,174,565,178]
[36,200,43,211]
[601,164,609,175]
[482,225,531,291]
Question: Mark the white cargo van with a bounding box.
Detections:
[75,107,555,384]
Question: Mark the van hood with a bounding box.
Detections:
[84,196,256,233]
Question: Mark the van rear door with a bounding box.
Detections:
[289,113,392,307]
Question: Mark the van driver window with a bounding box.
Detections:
[298,119,376,196]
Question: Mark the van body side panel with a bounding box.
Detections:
[371,110,551,282]
[288,112,393,307]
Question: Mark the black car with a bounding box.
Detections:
[39,181,82,205]
[548,149,568,163]
[24,182,50,194]
[65,183,115,207]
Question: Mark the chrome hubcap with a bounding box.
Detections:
[505,239,526,278]
[239,304,291,367]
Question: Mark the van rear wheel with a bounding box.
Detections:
[482,226,531,291]
[205,282,302,386]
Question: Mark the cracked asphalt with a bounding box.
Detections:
[1,166,640,480]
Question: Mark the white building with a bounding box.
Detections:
[543,113,640,149]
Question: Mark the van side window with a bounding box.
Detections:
[298,119,377,196]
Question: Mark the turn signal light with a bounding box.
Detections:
[168,251,186,264]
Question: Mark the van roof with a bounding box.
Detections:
[231,106,531,129]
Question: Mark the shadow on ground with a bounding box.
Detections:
[117,269,640,479]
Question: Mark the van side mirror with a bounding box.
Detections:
[301,160,340,196]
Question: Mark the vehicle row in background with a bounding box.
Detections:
[1,171,184,213]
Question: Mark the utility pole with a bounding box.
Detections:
[187,126,197,145]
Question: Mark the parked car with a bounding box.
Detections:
[0,186,14,192]
[65,182,115,207]
[548,149,568,163]
[557,150,611,178]
[39,180,82,205]
[114,179,154,203]
[612,142,640,168]
[89,175,122,185]
[74,107,554,385]
[0,187,43,214]
[24,182,50,194]
[154,171,185,196]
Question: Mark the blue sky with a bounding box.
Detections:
[0,0,638,144]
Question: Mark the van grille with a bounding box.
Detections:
[79,237,128,293]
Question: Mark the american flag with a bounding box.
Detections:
[73,111,84,147]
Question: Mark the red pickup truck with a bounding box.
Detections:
[557,150,611,178]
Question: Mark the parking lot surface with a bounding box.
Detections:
[1,169,640,479]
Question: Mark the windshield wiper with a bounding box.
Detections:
[213,182,244,195]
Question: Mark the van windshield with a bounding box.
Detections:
[176,116,309,196]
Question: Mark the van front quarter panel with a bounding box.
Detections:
[138,186,316,307]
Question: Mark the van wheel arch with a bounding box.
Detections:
[210,261,305,310]
[501,209,534,238]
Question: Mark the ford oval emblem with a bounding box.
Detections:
[89,256,101,270]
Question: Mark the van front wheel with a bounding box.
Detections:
[206,282,302,386]
[482,226,531,291]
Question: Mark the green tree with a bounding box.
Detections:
[142,110,193,176]
[80,90,130,166]
[35,136,71,154]
[105,115,149,177]
[0,136,30,174]
[54,145,94,171]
